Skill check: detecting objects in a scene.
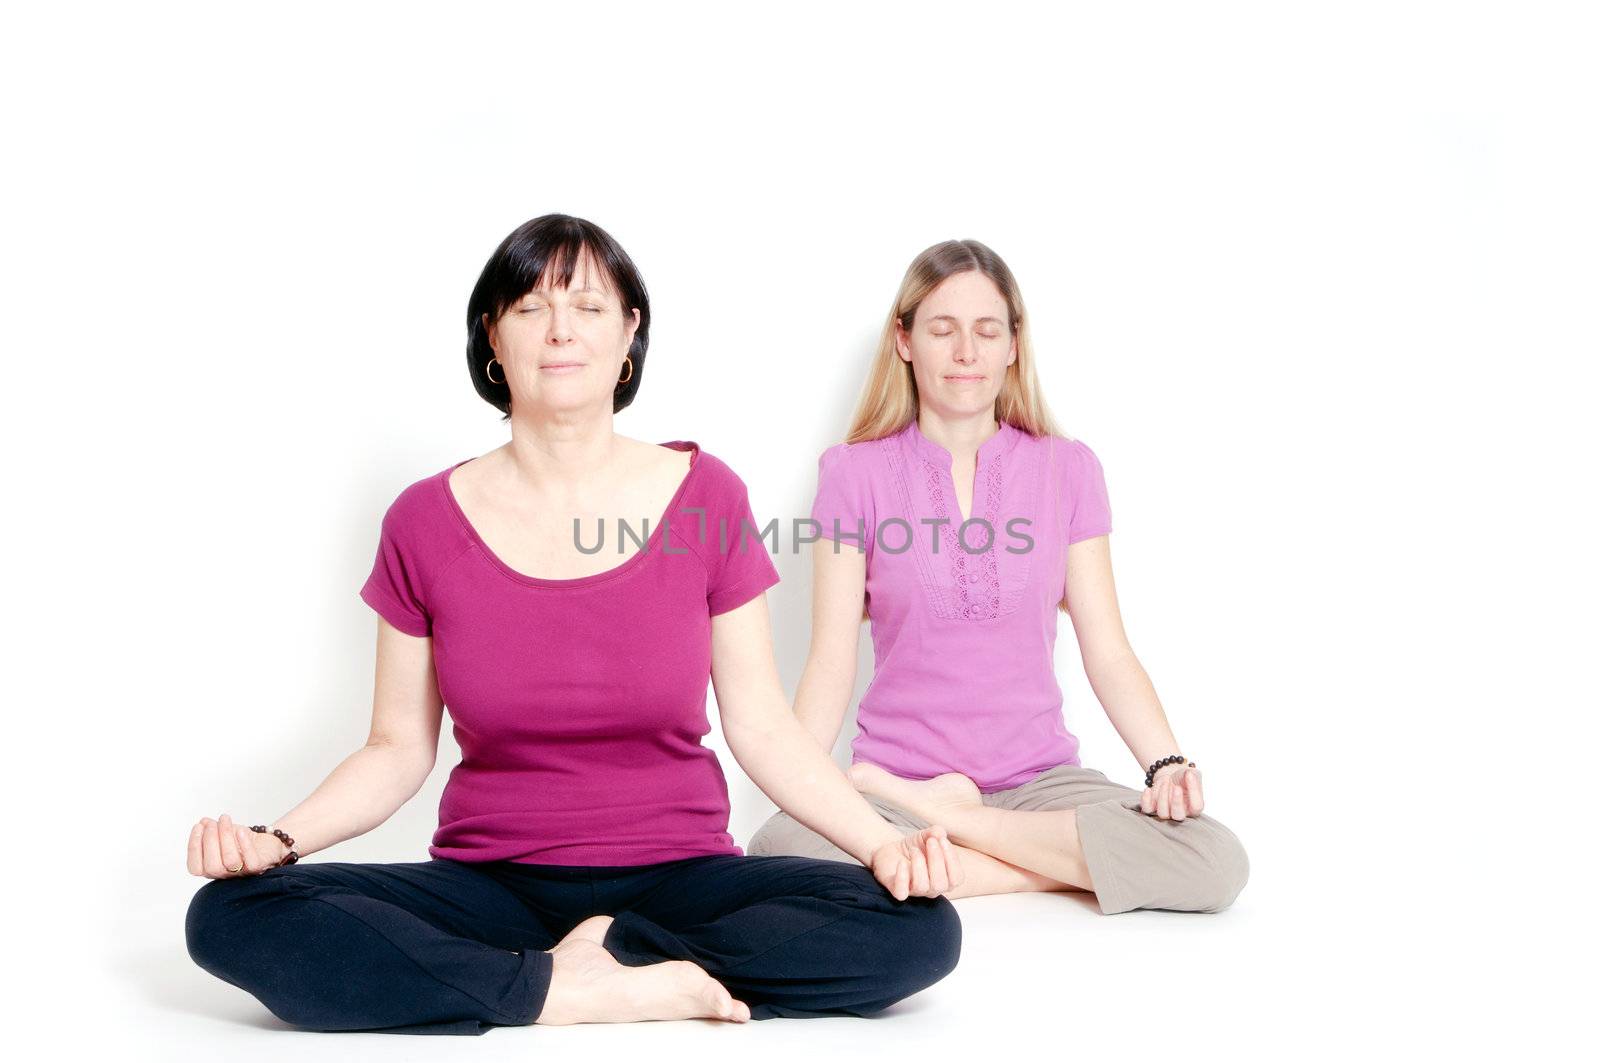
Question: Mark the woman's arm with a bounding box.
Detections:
[1063,535,1186,772]
[711,592,957,897]
[257,618,444,861]
[791,540,867,751]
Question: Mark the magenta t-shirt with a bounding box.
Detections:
[359,442,780,866]
[811,420,1113,792]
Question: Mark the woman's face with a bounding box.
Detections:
[895,270,1017,422]
[483,251,640,415]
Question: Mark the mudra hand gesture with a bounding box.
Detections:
[186,812,287,879]
[1141,763,1204,821]
[869,824,963,900]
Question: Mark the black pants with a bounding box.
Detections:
[185,853,961,1035]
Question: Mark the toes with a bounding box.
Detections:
[680,966,731,1019]
[707,984,750,1023]
[669,962,742,1022]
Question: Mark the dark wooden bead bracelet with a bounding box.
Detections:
[1144,754,1195,788]
[249,824,300,866]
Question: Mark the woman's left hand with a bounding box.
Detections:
[1141,763,1204,821]
[869,824,964,900]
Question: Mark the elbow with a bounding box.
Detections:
[1082,640,1139,682]
[366,739,435,789]
[721,711,789,757]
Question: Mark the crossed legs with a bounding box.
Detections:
[748,762,1250,914]
[846,764,1094,898]
[185,853,960,1033]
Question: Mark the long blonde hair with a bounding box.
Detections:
[844,239,1062,443]
[843,240,1077,614]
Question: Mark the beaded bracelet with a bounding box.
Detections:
[249,824,301,866]
[1144,755,1196,788]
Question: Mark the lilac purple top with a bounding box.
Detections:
[811,419,1113,792]
[359,442,780,866]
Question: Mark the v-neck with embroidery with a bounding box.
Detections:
[809,420,1112,791]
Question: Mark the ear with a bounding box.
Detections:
[894,319,912,363]
[1007,328,1018,367]
[624,306,641,351]
[482,311,497,355]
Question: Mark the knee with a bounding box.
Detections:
[923,896,963,981]
[746,812,859,864]
[184,872,289,973]
[185,878,241,972]
[808,863,962,987]
[884,896,962,994]
[746,814,783,856]
[1196,825,1250,912]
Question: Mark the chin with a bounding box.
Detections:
[944,395,1000,415]
[530,389,606,414]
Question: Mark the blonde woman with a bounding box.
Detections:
[748,240,1250,914]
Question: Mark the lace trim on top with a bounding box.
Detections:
[923,456,1005,620]
[877,429,1040,623]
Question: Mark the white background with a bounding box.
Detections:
[4,2,1594,1059]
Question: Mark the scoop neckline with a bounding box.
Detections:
[438,441,702,589]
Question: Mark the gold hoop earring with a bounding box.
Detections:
[616,356,634,386]
[486,358,505,385]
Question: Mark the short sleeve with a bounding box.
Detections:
[359,509,433,637]
[1067,440,1113,544]
[809,443,873,551]
[707,471,781,616]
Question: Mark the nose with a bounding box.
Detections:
[546,303,574,345]
[952,331,977,364]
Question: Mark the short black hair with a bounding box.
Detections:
[466,214,651,418]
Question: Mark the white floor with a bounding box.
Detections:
[12,5,1594,1060]
[84,860,1575,1063]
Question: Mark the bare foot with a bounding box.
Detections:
[535,938,751,1025]
[848,762,983,821]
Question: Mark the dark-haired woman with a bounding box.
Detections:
[182,214,962,1035]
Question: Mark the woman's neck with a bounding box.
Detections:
[916,406,1000,463]
[503,408,621,492]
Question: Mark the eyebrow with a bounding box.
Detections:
[524,285,606,298]
[927,314,1006,325]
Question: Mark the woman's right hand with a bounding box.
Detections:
[869,824,962,901]
[187,813,284,878]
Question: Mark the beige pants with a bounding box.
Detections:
[746,764,1249,915]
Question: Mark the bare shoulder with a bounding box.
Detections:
[446,445,510,500]
[590,437,691,510]
[614,435,691,482]
[656,439,694,475]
